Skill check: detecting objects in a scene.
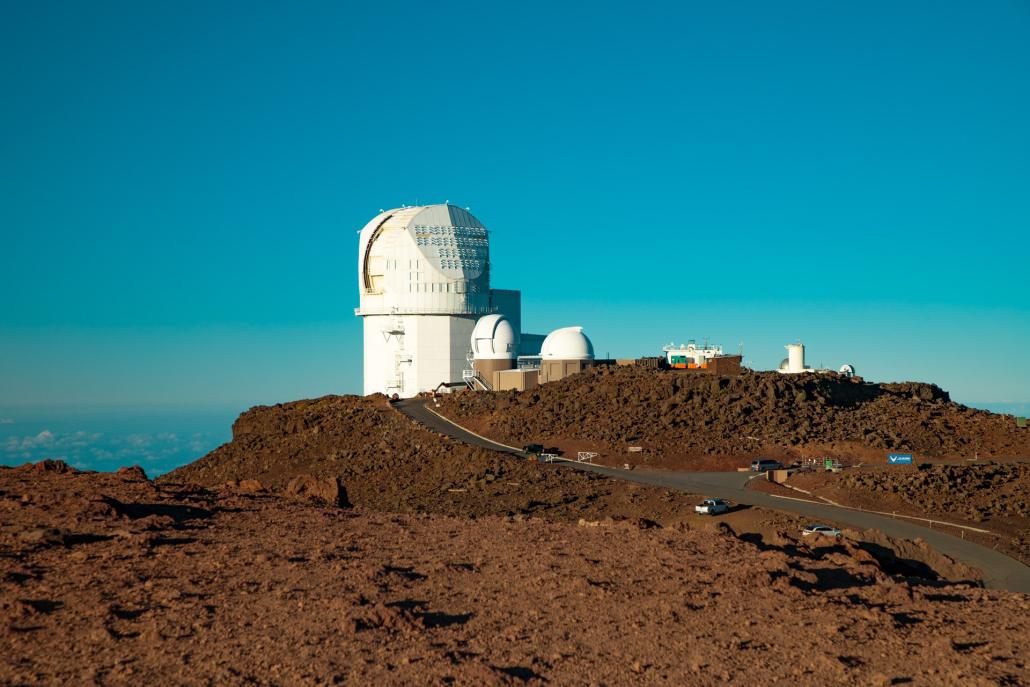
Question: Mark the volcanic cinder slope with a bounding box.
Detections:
[160,394,704,523]
[4,463,1030,686]
[436,367,1030,469]
[8,375,1029,685]
[158,392,994,582]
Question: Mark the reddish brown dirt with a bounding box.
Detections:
[158,394,715,523]
[781,463,1030,562]
[436,367,1030,470]
[4,465,1030,686]
[155,394,995,582]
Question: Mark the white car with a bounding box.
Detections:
[695,499,730,515]
[802,525,843,539]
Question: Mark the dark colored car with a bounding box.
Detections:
[750,459,783,472]
[522,444,544,455]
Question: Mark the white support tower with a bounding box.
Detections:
[356,204,519,398]
[778,342,813,374]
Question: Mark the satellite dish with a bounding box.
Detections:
[839,364,856,377]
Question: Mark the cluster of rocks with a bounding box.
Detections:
[437,367,1028,463]
[158,394,691,522]
[6,463,1029,686]
[840,463,1030,522]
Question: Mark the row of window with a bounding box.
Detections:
[409,282,465,293]
[384,260,418,269]
[439,259,482,270]
[436,248,483,259]
[412,225,487,237]
[415,236,488,248]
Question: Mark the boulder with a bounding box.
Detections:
[286,475,350,507]
[238,479,267,493]
[19,527,67,545]
[30,459,72,473]
[116,465,148,480]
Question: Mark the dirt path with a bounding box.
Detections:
[396,399,1030,593]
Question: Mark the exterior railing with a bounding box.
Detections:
[355,305,496,316]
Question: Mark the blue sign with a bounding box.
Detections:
[888,454,913,464]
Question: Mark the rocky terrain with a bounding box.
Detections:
[436,367,1030,469]
[159,393,707,523]
[783,462,1030,562]
[154,392,987,584]
[4,463,1030,686]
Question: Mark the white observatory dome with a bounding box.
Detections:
[471,314,519,360]
[540,327,594,360]
[355,204,492,317]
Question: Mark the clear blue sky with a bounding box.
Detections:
[2,0,1028,412]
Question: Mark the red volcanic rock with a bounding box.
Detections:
[3,467,1030,686]
[30,459,73,473]
[237,479,266,493]
[116,465,148,480]
[286,474,350,507]
[436,367,1030,468]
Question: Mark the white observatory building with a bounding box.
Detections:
[777,343,811,374]
[776,342,856,377]
[538,326,595,383]
[355,204,520,397]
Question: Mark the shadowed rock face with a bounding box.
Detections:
[436,368,1027,466]
[3,464,1030,686]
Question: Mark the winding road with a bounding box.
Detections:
[396,398,1030,594]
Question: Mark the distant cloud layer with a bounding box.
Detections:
[0,418,13,424]
[1,428,218,476]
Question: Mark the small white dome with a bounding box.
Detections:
[540,326,594,360]
[471,314,519,360]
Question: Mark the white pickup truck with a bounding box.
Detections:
[695,498,730,515]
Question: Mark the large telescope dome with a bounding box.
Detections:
[356,204,492,316]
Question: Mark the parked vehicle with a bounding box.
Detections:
[801,525,843,539]
[522,444,544,455]
[695,498,730,515]
[750,459,783,472]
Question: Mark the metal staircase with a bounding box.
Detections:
[463,348,492,391]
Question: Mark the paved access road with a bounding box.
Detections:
[395,398,1030,594]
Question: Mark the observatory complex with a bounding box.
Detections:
[355,204,854,397]
[356,204,596,397]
